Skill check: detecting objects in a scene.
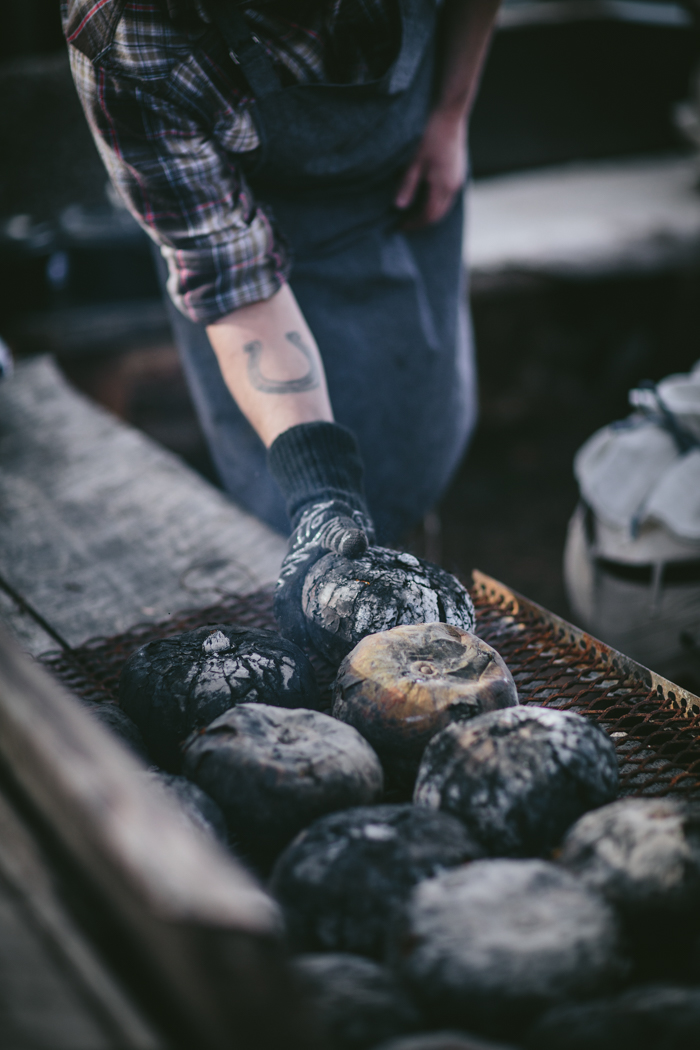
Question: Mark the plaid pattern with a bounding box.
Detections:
[62,0,401,323]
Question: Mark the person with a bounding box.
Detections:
[62,0,499,647]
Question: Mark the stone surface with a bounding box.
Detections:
[292,953,421,1050]
[390,859,626,1038]
[271,804,482,958]
[527,983,700,1050]
[182,704,383,862]
[119,625,320,770]
[333,624,517,784]
[414,706,619,857]
[301,548,475,665]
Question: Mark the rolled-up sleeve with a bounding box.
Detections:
[68,46,289,324]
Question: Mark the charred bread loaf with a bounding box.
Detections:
[144,771,228,845]
[389,859,627,1038]
[333,624,518,785]
[182,704,383,862]
[271,803,483,958]
[527,983,700,1050]
[414,706,619,857]
[559,798,700,975]
[301,548,475,665]
[292,953,421,1050]
[83,700,149,762]
[119,624,320,769]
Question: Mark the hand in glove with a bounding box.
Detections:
[268,423,475,664]
[267,422,375,651]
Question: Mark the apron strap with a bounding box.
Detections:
[204,0,282,99]
[388,0,432,94]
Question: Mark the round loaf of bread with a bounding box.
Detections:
[389,859,627,1038]
[182,704,383,862]
[559,798,700,915]
[144,771,228,845]
[292,953,421,1050]
[414,706,619,857]
[271,803,483,957]
[119,624,320,769]
[527,984,700,1050]
[301,548,475,665]
[333,624,518,784]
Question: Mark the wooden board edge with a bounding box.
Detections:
[0,624,314,1050]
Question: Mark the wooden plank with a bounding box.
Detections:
[0,623,312,1050]
[0,579,58,657]
[466,154,700,283]
[0,357,286,650]
[0,789,164,1050]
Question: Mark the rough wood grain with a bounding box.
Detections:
[0,789,163,1050]
[0,624,313,1050]
[0,357,286,650]
[0,580,58,656]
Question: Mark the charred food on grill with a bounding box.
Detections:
[119,625,320,769]
[559,798,700,916]
[558,798,700,974]
[83,700,149,762]
[144,771,228,845]
[270,803,483,958]
[373,1034,519,1050]
[300,548,475,665]
[413,706,619,857]
[527,983,700,1050]
[182,704,383,861]
[292,953,421,1050]
[333,624,518,784]
[389,859,627,1038]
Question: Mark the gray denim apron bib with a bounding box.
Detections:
[162,0,476,542]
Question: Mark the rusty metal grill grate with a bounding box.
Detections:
[40,572,700,799]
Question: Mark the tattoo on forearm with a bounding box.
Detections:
[244,331,320,394]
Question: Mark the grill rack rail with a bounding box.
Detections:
[39,571,700,799]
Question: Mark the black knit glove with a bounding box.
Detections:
[268,423,375,651]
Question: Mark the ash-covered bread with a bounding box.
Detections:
[527,983,700,1050]
[271,804,483,958]
[119,624,320,769]
[558,798,700,975]
[374,1034,518,1050]
[333,624,518,784]
[145,771,228,845]
[83,700,149,762]
[389,859,627,1038]
[292,953,421,1050]
[182,704,383,861]
[559,798,700,915]
[414,706,618,857]
[301,548,475,664]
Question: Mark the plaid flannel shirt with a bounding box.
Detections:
[61,0,401,323]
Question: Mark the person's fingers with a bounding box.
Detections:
[401,177,459,231]
[395,156,425,210]
[317,516,369,559]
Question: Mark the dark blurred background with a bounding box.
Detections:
[2,0,700,617]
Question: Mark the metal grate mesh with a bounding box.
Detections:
[40,581,700,798]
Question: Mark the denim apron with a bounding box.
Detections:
[162,0,476,542]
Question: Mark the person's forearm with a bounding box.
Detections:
[435,0,501,121]
[206,284,334,448]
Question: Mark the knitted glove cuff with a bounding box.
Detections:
[267,421,368,528]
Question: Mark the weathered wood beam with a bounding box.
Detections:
[0,625,314,1050]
